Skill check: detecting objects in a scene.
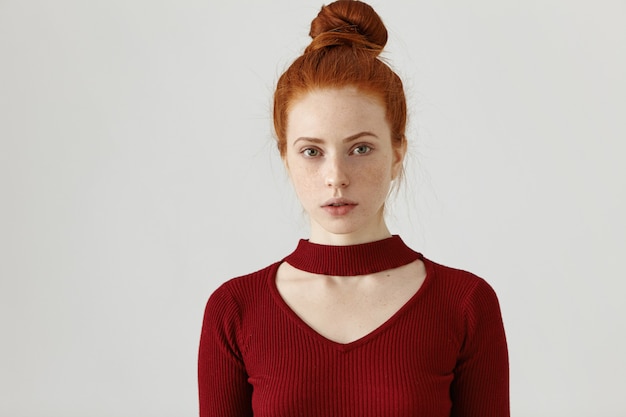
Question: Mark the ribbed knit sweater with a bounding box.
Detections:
[198,236,509,416]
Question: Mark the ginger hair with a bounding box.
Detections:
[273,0,407,158]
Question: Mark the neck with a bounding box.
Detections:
[309,217,391,246]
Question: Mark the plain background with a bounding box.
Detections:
[1,0,625,416]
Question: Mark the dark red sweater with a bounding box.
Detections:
[198,238,509,416]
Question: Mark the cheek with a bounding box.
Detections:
[288,164,317,195]
[370,172,393,197]
[356,162,394,203]
[358,157,394,185]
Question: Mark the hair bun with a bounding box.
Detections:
[307,0,388,54]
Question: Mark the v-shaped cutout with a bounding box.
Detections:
[272,259,429,348]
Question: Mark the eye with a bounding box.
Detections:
[302,148,321,157]
[352,144,372,155]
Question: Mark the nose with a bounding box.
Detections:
[325,156,349,188]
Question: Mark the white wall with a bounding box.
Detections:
[1,1,624,416]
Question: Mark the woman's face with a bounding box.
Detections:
[285,87,405,245]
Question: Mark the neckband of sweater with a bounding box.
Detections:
[282,235,420,276]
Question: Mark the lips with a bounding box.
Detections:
[322,197,357,207]
[322,198,357,216]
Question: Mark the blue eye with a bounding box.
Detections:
[352,145,372,155]
[303,148,320,157]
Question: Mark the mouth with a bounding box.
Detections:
[321,199,358,215]
[322,198,357,208]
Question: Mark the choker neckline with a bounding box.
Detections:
[282,235,420,276]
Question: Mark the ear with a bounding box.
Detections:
[391,137,407,180]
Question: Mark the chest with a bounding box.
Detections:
[275,260,426,344]
[238,261,463,416]
[243,305,460,417]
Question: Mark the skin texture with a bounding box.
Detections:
[284,86,406,246]
[276,258,426,344]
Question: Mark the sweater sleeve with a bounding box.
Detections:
[450,278,510,417]
[198,284,253,417]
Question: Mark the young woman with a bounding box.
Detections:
[198,1,509,416]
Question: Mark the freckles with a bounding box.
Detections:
[360,158,393,181]
[291,166,317,193]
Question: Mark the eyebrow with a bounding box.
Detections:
[292,131,378,146]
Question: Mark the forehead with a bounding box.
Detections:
[286,87,389,141]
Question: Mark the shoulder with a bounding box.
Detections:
[422,256,503,317]
[200,262,280,349]
[424,256,497,292]
[206,262,280,313]
[199,263,281,366]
